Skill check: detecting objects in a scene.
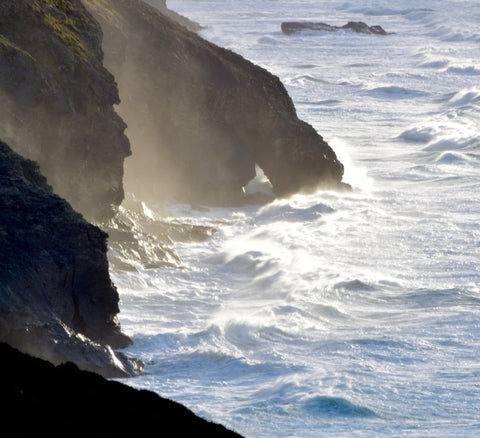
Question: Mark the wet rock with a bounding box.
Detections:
[0,140,139,378]
[281,21,392,36]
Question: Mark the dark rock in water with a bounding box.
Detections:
[84,0,344,206]
[0,140,140,378]
[0,343,244,438]
[103,197,217,271]
[281,21,392,36]
[0,0,131,220]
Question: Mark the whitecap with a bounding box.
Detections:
[419,59,450,69]
[287,74,332,86]
[447,65,480,76]
[256,199,335,223]
[334,279,378,292]
[397,126,439,143]
[446,87,480,108]
[427,25,480,43]
[424,135,479,152]
[435,151,469,165]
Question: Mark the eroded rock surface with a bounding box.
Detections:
[0,0,131,220]
[84,0,344,206]
[0,140,139,378]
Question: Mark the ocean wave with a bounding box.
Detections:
[257,36,281,45]
[418,59,450,69]
[397,126,439,143]
[435,151,470,165]
[293,63,318,69]
[338,3,434,18]
[334,279,378,292]
[302,395,377,418]
[400,288,470,309]
[286,74,332,86]
[424,135,479,152]
[426,25,480,43]
[296,99,342,106]
[223,320,303,347]
[257,199,335,223]
[446,87,480,108]
[366,86,428,99]
[446,65,480,76]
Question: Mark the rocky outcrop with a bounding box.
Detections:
[143,0,203,33]
[0,0,131,220]
[84,0,344,206]
[1,343,243,437]
[281,21,391,36]
[0,140,140,378]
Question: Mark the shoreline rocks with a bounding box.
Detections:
[1,343,243,437]
[281,21,392,36]
[0,140,139,378]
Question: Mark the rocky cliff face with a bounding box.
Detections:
[0,0,130,220]
[1,343,243,437]
[0,140,139,378]
[84,0,345,206]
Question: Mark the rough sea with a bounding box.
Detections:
[111,1,480,436]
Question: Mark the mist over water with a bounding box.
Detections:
[111,1,480,436]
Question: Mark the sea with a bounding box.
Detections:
[110,1,480,437]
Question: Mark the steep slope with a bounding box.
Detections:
[0,140,139,378]
[0,0,131,220]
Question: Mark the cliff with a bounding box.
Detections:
[0,0,130,220]
[84,0,345,206]
[0,140,139,378]
[1,343,243,437]
[0,0,345,430]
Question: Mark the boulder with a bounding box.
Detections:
[0,0,131,220]
[281,21,391,36]
[84,0,345,206]
[0,140,140,378]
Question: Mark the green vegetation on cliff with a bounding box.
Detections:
[33,0,88,62]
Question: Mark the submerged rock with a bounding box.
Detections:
[0,0,131,220]
[84,0,344,206]
[281,21,392,36]
[1,343,243,437]
[0,140,139,378]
